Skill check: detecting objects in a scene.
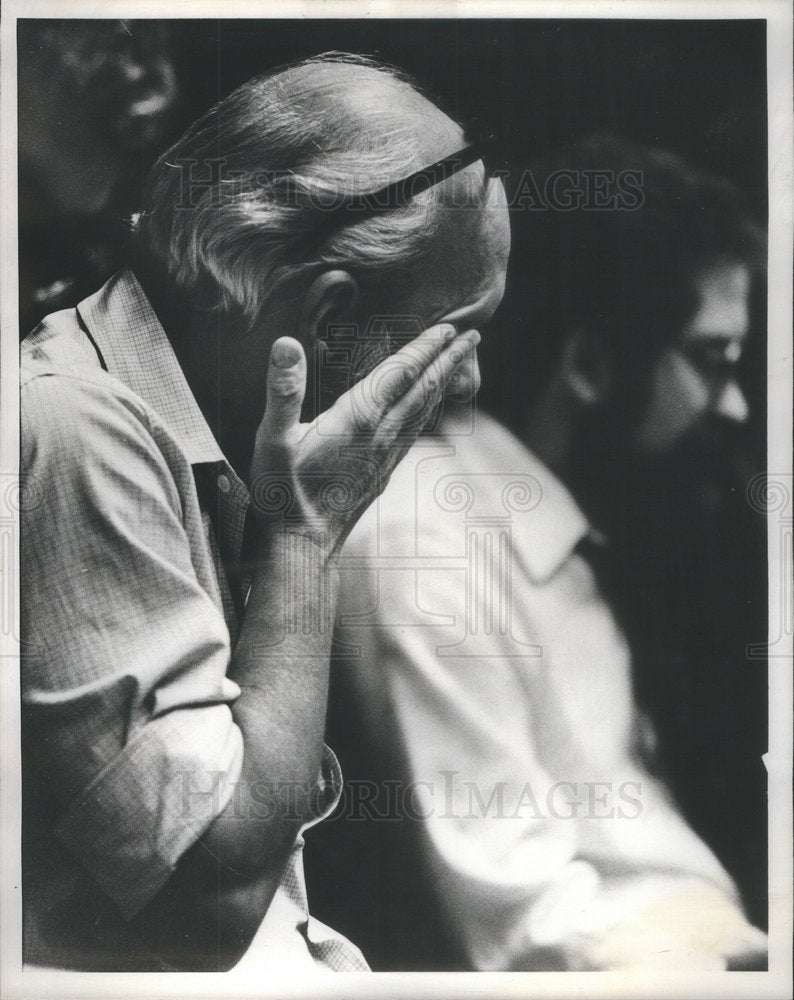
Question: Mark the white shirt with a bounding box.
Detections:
[335,409,766,971]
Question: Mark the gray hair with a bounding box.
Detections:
[135,52,463,322]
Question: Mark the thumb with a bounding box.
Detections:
[260,337,307,443]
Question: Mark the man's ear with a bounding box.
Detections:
[560,327,612,406]
[298,270,360,346]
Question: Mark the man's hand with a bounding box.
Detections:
[136,322,480,968]
[583,880,768,971]
[250,324,480,556]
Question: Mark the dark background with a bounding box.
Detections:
[172,18,767,218]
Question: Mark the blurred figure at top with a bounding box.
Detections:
[18,19,179,332]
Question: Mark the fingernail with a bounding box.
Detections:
[440,324,457,343]
[271,338,302,368]
[463,329,481,346]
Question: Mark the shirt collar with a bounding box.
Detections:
[507,439,591,584]
[76,269,225,467]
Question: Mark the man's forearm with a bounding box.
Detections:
[139,529,338,968]
[221,528,338,865]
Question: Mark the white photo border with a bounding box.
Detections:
[1,2,791,998]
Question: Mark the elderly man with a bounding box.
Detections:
[320,137,768,971]
[20,53,510,971]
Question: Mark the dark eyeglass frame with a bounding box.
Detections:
[310,119,505,234]
[674,337,746,400]
[346,143,484,214]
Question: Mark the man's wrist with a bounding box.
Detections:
[254,523,341,578]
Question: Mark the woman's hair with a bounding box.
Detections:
[135,53,457,323]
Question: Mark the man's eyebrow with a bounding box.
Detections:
[684,330,748,343]
[439,288,505,329]
[681,335,747,366]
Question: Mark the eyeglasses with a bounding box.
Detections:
[309,118,505,235]
[675,337,745,395]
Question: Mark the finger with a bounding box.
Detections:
[259,337,307,443]
[345,322,459,428]
[445,343,481,402]
[394,328,480,424]
[371,329,480,454]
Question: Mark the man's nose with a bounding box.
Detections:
[117,53,148,86]
[713,380,750,424]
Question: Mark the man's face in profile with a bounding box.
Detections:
[634,262,752,456]
[381,176,512,403]
[571,260,754,520]
[324,173,511,417]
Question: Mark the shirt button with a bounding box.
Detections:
[217,473,231,494]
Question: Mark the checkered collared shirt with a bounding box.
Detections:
[21,269,368,972]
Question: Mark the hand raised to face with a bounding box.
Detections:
[249,324,480,558]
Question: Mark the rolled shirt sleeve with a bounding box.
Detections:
[22,368,244,918]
